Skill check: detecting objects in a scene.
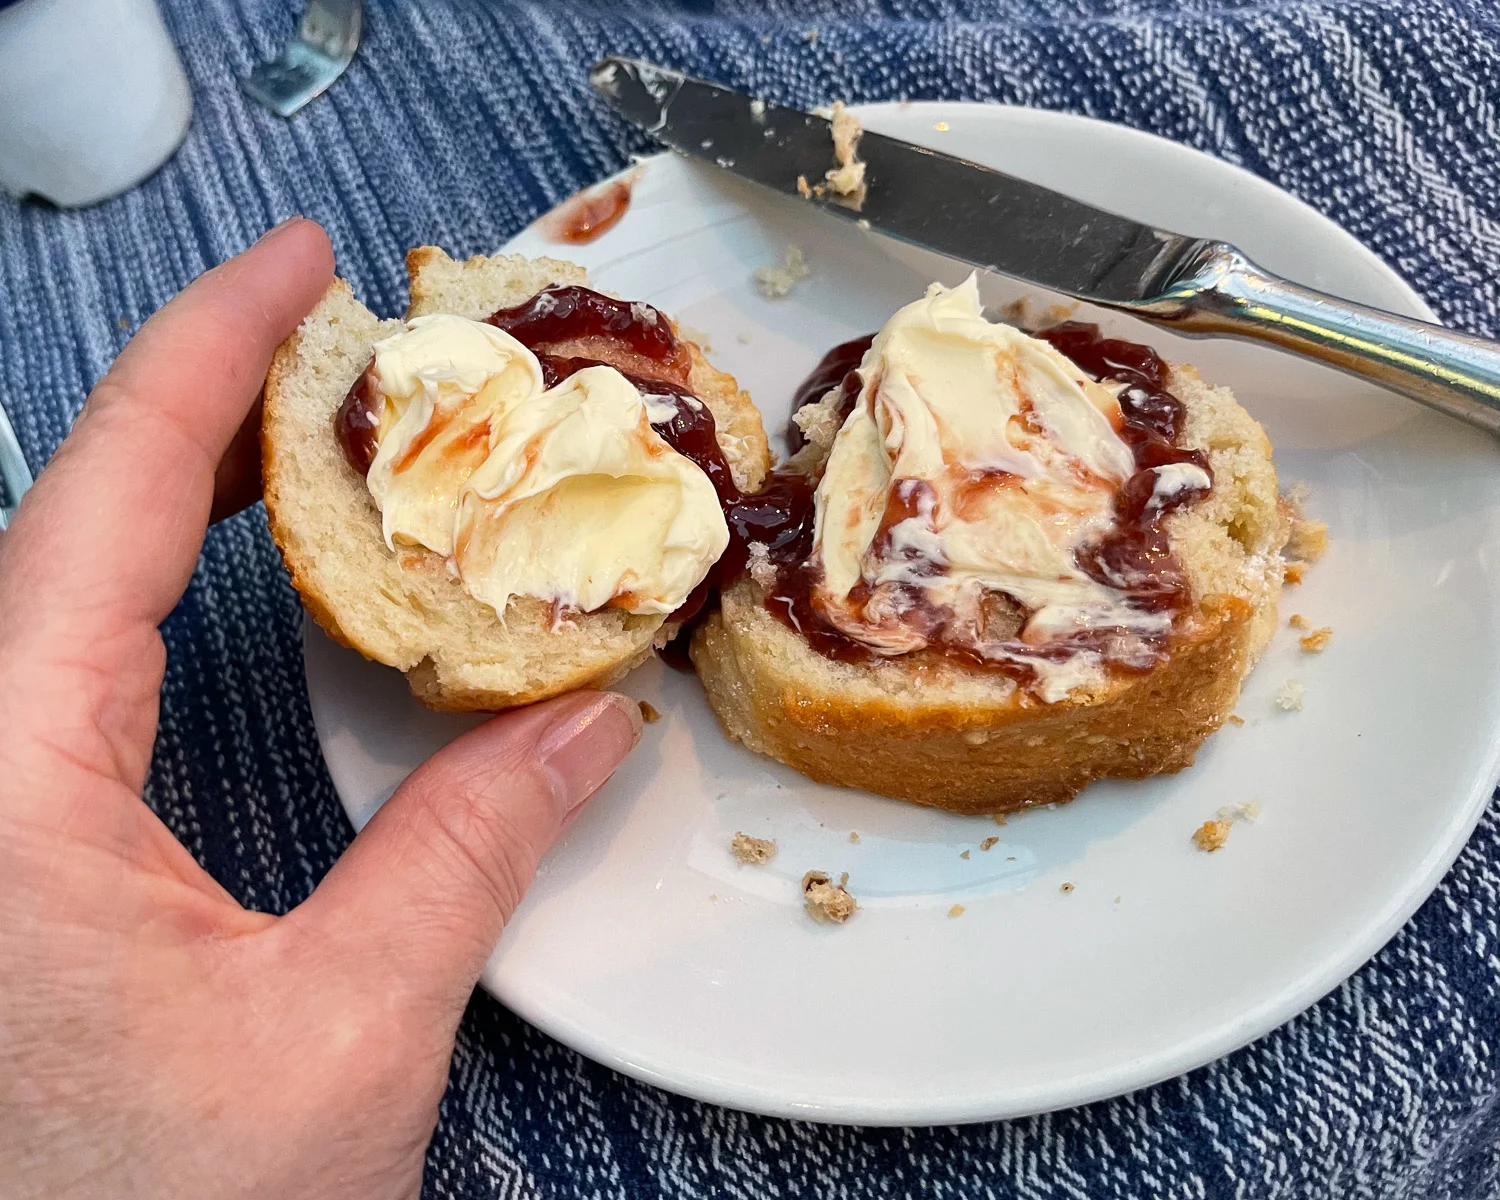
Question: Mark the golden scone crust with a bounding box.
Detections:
[689,364,1289,813]
[262,248,768,712]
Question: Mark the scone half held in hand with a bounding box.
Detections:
[691,287,1290,815]
[262,248,769,712]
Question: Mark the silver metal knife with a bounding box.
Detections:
[591,57,1500,436]
[0,400,32,532]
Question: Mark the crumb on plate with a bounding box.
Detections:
[980,836,1000,851]
[1216,800,1262,823]
[959,849,970,859]
[1283,560,1306,585]
[638,700,661,724]
[1275,680,1305,711]
[1300,627,1333,653]
[730,832,776,865]
[1193,819,1233,853]
[1289,613,1309,629]
[1060,881,1075,894]
[848,830,860,844]
[1227,714,1245,726]
[753,245,810,297]
[803,870,857,924]
[1288,518,1329,563]
[991,813,1007,826]
[948,904,965,918]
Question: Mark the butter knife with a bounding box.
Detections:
[591,57,1500,436]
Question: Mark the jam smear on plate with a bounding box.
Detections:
[540,177,635,246]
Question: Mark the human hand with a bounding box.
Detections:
[0,218,643,1199]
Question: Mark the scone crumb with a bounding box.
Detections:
[1283,560,1306,585]
[638,701,661,724]
[753,245,810,297]
[1192,819,1233,853]
[1227,714,1245,726]
[1216,800,1261,823]
[1288,518,1329,563]
[1060,882,1075,894]
[980,836,1000,851]
[948,904,966,918]
[1289,613,1310,629]
[856,217,871,231]
[960,849,970,860]
[848,830,860,844]
[802,870,857,923]
[746,541,778,591]
[991,813,1007,826]
[1300,627,1333,654]
[796,174,813,199]
[824,101,867,206]
[1274,680,1305,711]
[731,832,777,864]
[792,395,844,453]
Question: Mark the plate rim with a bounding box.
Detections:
[307,100,1498,1125]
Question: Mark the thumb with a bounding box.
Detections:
[289,690,642,1015]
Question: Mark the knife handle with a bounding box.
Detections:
[1137,244,1500,436]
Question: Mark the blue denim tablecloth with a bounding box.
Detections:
[3,1,1499,1196]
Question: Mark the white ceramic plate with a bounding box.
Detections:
[304,103,1500,1124]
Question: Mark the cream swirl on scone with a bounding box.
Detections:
[363,313,728,617]
[808,277,1210,700]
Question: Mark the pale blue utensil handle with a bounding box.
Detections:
[0,401,32,531]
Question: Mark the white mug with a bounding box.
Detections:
[0,0,193,207]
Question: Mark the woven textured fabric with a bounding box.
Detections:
[3,0,1499,1195]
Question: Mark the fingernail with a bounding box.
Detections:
[255,215,305,244]
[536,692,643,813]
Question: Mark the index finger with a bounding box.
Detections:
[0,217,335,640]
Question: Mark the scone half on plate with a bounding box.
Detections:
[692,277,1290,814]
[263,247,769,711]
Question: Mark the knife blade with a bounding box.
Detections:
[589,56,1212,308]
[590,56,1500,436]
